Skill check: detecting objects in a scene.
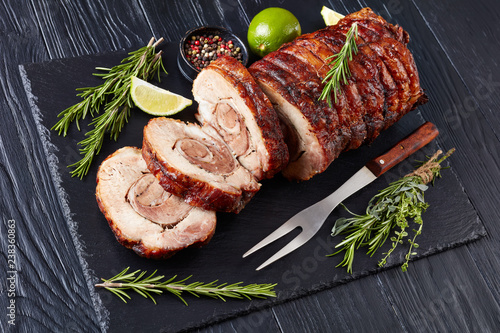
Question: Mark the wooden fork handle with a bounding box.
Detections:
[365,122,439,177]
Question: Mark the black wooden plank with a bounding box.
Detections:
[30,0,152,58]
[412,0,500,308]
[2,0,500,332]
[0,0,159,332]
[272,275,404,332]
[20,2,485,333]
[0,2,101,332]
[379,250,500,332]
[412,0,500,138]
[352,0,500,331]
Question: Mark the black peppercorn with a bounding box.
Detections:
[185,33,244,69]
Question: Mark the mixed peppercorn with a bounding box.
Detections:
[184,34,243,70]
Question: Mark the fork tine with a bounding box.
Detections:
[255,229,315,270]
[242,218,301,258]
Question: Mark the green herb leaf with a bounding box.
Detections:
[330,149,455,273]
[319,23,359,107]
[95,267,277,305]
[52,37,167,179]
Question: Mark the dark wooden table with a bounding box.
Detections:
[2,0,500,332]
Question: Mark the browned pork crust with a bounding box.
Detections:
[249,7,427,180]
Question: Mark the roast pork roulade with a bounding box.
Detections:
[96,147,216,259]
[142,117,260,213]
[249,7,428,181]
[193,56,289,180]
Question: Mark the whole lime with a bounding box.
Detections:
[247,7,301,58]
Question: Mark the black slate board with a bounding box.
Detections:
[20,44,486,332]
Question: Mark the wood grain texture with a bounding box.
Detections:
[413,0,500,138]
[379,250,500,332]
[412,0,500,311]
[0,1,161,332]
[366,122,439,177]
[26,50,483,331]
[30,0,151,58]
[351,1,500,331]
[1,0,500,332]
[0,2,101,332]
[272,275,405,332]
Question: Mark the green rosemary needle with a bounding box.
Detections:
[51,37,167,179]
[329,149,455,273]
[95,267,278,305]
[319,22,359,107]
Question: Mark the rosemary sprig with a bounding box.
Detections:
[329,149,455,273]
[52,37,167,179]
[319,23,359,107]
[95,267,277,305]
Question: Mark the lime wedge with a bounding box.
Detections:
[130,76,192,116]
[321,6,345,26]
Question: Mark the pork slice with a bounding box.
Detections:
[142,117,260,213]
[337,7,408,44]
[312,34,368,149]
[249,7,427,181]
[368,40,412,127]
[280,41,352,151]
[262,50,345,160]
[96,147,216,259]
[288,37,366,150]
[249,61,332,181]
[193,56,289,180]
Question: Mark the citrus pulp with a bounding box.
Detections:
[130,76,192,116]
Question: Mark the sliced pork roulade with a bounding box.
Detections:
[249,7,427,181]
[193,56,289,180]
[142,117,260,213]
[96,147,216,259]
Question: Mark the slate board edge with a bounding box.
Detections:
[181,111,488,331]
[17,53,487,332]
[181,223,485,333]
[18,64,110,332]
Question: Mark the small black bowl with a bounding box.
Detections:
[177,26,249,82]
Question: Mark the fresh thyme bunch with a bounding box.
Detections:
[95,267,277,305]
[52,37,167,179]
[319,23,358,107]
[330,149,455,273]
